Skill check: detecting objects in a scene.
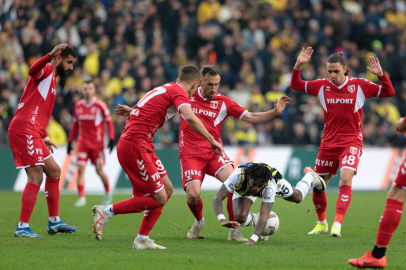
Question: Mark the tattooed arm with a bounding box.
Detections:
[243,201,273,245]
[213,184,240,228]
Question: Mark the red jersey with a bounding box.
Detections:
[290,69,395,148]
[120,82,190,151]
[68,97,115,147]
[9,54,56,138]
[179,87,247,156]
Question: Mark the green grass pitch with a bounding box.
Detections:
[1,191,406,270]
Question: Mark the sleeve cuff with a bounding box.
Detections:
[239,110,248,120]
[177,103,191,112]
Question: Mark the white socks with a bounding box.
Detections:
[137,234,149,240]
[318,219,327,225]
[241,212,253,227]
[18,222,29,228]
[296,174,312,201]
[104,205,114,217]
[49,216,61,222]
[196,217,205,224]
[333,222,341,229]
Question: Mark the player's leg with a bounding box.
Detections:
[74,164,86,207]
[14,165,44,238]
[232,196,254,226]
[180,155,207,239]
[309,148,338,235]
[137,155,172,244]
[332,146,361,237]
[43,155,77,234]
[348,185,406,269]
[216,162,248,241]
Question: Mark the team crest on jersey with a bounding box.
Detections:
[210,101,218,109]
[348,84,356,93]
[350,146,358,155]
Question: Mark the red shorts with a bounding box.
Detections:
[9,130,52,169]
[394,153,406,189]
[76,141,105,167]
[314,145,362,177]
[179,151,234,190]
[117,138,167,196]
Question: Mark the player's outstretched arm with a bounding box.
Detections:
[290,47,314,93]
[396,117,406,133]
[294,47,314,71]
[241,96,290,124]
[179,105,223,156]
[244,201,273,245]
[366,56,395,97]
[115,104,132,116]
[213,184,240,228]
[28,43,68,78]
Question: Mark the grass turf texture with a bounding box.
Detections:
[1,191,406,270]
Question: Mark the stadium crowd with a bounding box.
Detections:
[0,0,405,148]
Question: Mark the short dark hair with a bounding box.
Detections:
[245,163,271,184]
[201,65,221,77]
[83,78,97,89]
[59,46,77,59]
[327,52,349,76]
[178,65,201,83]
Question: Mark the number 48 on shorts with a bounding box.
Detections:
[314,146,362,176]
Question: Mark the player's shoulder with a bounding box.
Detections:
[351,77,376,85]
[94,97,108,108]
[311,78,330,85]
[75,99,85,107]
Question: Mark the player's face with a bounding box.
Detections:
[326,62,347,86]
[57,55,76,78]
[82,82,96,100]
[201,74,220,99]
[248,177,267,195]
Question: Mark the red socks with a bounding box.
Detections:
[313,191,327,221]
[227,191,235,221]
[104,183,110,193]
[19,182,40,223]
[78,184,85,198]
[45,178,60,217]
[113,196,162,214]
[375,198,404,247]
[139,196,171,236]
[187,198,204,221]
[334,185,352,224]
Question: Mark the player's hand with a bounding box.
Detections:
[367,56,384,77]
[115,104,132,116]
[49,43,68,58]
[242,239,256,245]
[274,96,290,115]
[296,47,314,65]
[67,142,72,155]
[45,139,58,153]
[220,220,240,228]
[210,140,223,156]
[108,139,115,153]
[396,117,406,133]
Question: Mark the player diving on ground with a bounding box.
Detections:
[212,162,326,245]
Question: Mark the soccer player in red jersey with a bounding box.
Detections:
[179,65,290,240]
[92,65,223,249]
[9,43,78,238]
[348,117,406,269]
[290,47,395,237]
[67,79,115,207]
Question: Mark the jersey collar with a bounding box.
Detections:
[331,76,349,89]
[83,97,96,107]
[198,87,208,101]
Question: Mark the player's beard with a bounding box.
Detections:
[57,62,68,78]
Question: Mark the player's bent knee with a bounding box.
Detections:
[234,214,247,224]
[187,194,200,205]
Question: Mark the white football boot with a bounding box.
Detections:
[92,205,110,241]
[228,228,248,241]
[74,197,86,207]
[187,219,204,239]
[133,237,166,250]
[304,167,326,193]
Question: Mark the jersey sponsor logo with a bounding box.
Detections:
[184,170,201,181]
[350,146,358,155]
[17,103,24,109]
[348,84,356,93]
[326,98,354,104]
[78,115,96,120]
[151,172,160,182]
[315,159,333,167]
[210,101,218,109]
[191,107,217,118]
[77,152,87,159]
[180,130,184,147]
[30,106,39,124]
[36,148,43,155]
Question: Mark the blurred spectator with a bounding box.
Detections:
[47,116,67,146]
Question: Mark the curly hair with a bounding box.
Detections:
[245,163,271,185]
